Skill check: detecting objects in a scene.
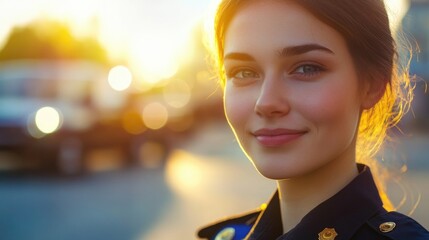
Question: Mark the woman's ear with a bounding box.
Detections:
[361,78,387,110]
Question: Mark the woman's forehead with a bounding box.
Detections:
[223,0,345,58]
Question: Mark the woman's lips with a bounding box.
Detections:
[252,128,307,147]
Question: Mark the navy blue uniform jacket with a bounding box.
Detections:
[197,164,429,240]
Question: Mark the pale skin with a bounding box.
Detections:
[223,0,384,233]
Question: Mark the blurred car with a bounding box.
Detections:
[0,59,134,174]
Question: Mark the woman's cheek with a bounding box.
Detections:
[224,88,254,131]
[300,86,360,130]
[224,94,244,127]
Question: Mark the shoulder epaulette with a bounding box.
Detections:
[197,210,260,240]
[367,211,429,240]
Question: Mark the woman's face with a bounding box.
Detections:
[223,0,370,179]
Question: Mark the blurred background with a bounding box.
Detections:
[0,0,427,239]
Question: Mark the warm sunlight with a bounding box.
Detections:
[0,0,217,85]
[129,36,180,85]
[384,0,410,33]
[163,79,192,109]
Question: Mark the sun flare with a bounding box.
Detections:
[0,0,216,85]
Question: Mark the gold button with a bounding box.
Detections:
[379,222,396,233]
[318,228,338,240]
[215,227,235,240]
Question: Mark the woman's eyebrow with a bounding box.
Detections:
[223,52,255,61]
[223,44,333,61]
[279,43,334,56]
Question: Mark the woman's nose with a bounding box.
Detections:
[254,78,290,118]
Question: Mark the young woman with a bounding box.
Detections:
[197,0,429,239]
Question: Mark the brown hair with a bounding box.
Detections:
[209,0,413,210]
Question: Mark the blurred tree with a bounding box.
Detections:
[0,19,108,63]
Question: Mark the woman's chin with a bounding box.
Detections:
[253,163,301,180]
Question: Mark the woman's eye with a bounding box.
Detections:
[292,64,324,77]
[232,69,259,79]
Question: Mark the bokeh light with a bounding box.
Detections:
[108,65,132,91]
[34,106,62,134]
[142,102,169,130]
[122,111,147,135]
[165,150,205,194]
[163,79,192,108]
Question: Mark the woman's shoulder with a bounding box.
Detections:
[196,209,260,240]
[196,210,429,240]
[356,211,429,240]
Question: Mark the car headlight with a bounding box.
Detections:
[34,106,62,134]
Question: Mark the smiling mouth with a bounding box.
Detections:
[252,128,307,147]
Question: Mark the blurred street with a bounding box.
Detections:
[1,121,428,240]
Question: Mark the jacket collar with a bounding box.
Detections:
[246,164,385,240]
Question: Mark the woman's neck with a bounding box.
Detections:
[277,153,359,233]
